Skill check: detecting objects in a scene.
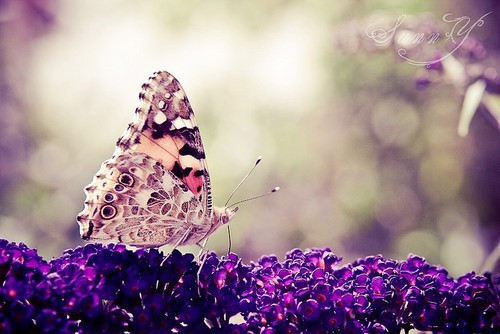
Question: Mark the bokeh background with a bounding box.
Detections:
[1,0,499,277]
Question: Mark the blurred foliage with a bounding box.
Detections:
[0,0,498,277]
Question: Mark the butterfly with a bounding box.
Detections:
[76,71,238,248]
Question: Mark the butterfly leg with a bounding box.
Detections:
[196,237,211,296]
[160,226,195,266]
[196,237,210,261]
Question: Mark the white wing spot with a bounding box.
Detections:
[172,116,193,129]
[163,76,174,86]
[157,100,166,109]
[154,112,167,124]
[173,90,185,99]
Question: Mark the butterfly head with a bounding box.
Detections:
[213,206,238,227]
[211,207,238,231]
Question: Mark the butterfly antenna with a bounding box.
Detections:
[226,186,279,254]
[228,187,280,208]
[227,226,232,254]
[224,156,262,207]
[225,156,262,254]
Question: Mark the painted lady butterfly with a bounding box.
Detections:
[77,71,238,248]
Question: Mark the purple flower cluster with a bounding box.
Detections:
[0,239,498,333]
[414,36,491,91]
[232,250,499,333]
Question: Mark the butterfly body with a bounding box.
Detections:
[77,71,236,247]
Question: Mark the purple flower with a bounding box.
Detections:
[0,239,497,332]
[297,299,320,321]
[415,76,432,90]
[453,37,487,61]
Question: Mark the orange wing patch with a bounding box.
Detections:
[133,129,204,195]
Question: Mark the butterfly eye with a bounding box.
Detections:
[103,192,116,203]
[100,204,117,220]
[118,173,134,187]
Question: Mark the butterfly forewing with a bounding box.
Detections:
[116,72,213,214]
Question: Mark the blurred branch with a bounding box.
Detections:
[334,12,500,136]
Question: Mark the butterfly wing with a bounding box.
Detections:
[77,71,213,247]
[117,71,213,216]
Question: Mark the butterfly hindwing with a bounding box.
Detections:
[78,152,207,247]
